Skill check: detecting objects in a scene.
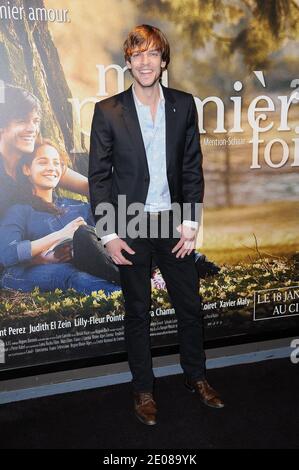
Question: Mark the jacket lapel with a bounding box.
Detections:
[121,84,178,173]
[121,86,149,175]
[162,85,177,170]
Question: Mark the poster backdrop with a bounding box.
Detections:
[0,0,298,371]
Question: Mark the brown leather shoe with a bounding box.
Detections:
[185,378,225,409]
[134,392,157,426]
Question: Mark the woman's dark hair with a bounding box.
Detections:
[0,83,41,129]
[15,139,68,215]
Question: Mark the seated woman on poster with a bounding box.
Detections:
[0,140,121,295]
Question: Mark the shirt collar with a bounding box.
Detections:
[132,83,165,108]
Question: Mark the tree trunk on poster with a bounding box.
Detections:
[0,0,87,174]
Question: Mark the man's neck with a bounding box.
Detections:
[133,80,161,107]
[0,143,20,179]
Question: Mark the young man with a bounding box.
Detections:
[89,25,224,426]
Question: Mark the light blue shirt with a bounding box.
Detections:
[132,84,171,212]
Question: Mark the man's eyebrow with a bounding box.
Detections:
[132,47,159,53]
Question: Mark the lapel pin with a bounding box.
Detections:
[173,108,176,112]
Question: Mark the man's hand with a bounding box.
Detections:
[172,224,197,258]
[105,238,135,265]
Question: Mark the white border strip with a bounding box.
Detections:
[0,346,292,405]
[253,285,299,321]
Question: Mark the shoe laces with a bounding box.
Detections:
[139,392,154,405]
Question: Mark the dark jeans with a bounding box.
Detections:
[118,213,206,392]
[73,225,121,285]
[73,225,203,282]
[0,262,119,295]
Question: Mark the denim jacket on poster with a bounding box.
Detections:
[0,197,94,267]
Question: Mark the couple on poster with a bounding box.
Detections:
[0,84,121,295]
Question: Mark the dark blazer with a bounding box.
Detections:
[88,84,204,237]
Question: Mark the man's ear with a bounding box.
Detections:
[126,60,132,70]
[22,164,31,177]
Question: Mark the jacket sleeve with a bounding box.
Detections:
[0,205,32,267]
[182,96,205,223]
[88,103,115,238]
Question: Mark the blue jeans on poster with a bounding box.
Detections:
[0,263,120,295]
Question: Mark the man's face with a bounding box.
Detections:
[0,110,41,154]
[126,42,166,88]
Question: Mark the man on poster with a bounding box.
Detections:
[89,24,224,426]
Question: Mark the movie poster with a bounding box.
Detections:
[0,0,298,371]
